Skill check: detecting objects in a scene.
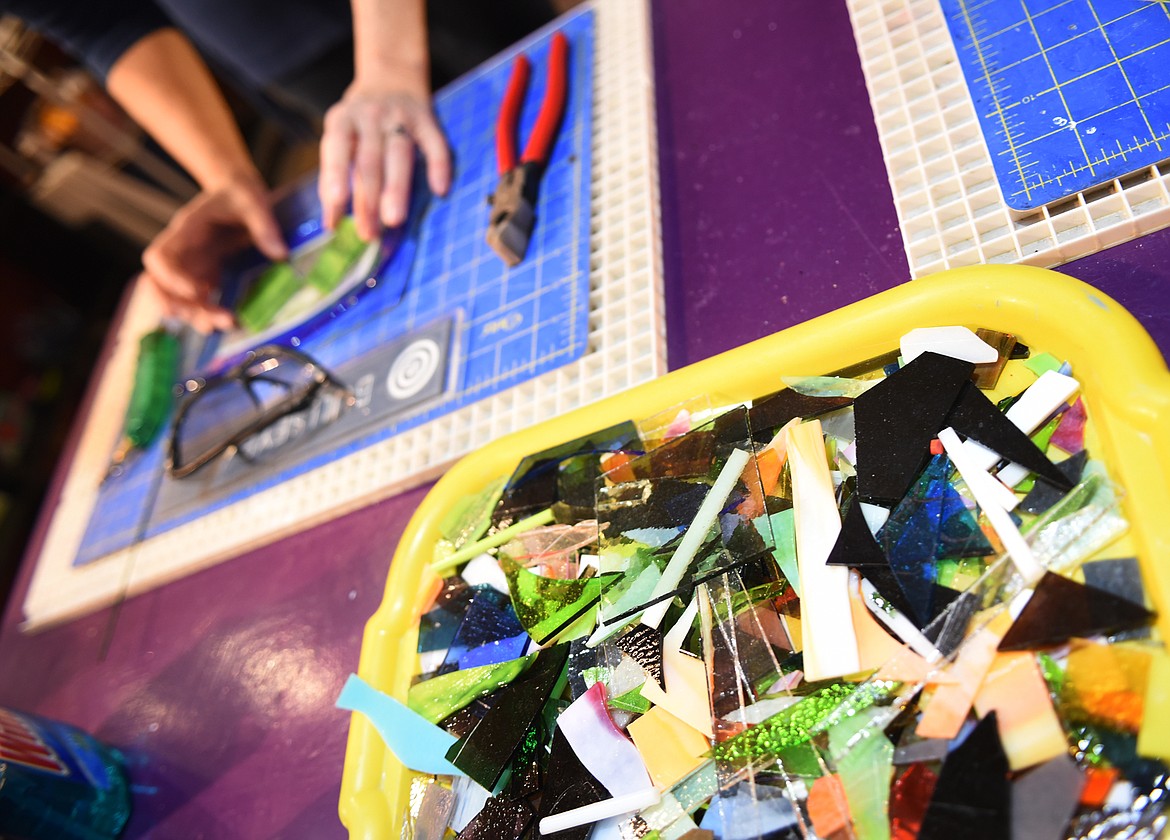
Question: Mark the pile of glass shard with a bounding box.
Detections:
[338,326,1167,840]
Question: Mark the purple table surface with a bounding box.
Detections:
[3,2,1168,838]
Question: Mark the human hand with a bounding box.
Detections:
[142,179,287,333]
[318,83,452,242]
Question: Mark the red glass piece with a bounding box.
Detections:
[1050,397,1086,455]
[891,762,939,840]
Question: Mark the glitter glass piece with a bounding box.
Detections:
[456,795,534,839]
[441,587,525,673]
[501,556,615,645]
[538,727,608,840]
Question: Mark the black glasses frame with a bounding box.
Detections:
[168,344,352,479]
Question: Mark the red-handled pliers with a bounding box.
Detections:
[487,31,570,267]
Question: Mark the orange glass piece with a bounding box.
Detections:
[916,615,1008,739]
[1079,766,1118,809]
[973,652,1067,771]
[736,447,785,518]
[847,572,911,671]
[808,774,853,838]
[600,451,636,484]
[1065,642,1150,733]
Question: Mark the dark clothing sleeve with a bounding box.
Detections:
[2,0,172,80]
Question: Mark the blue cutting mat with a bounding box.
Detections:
[75,10,594,566]
[940,0,1170,211]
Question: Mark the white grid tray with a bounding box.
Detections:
[847,0,1170,276]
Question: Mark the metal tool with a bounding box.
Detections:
[487,31,570,266]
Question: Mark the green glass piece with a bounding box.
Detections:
[599,551,663,622]
[668,760,719,812]
[830,706,894,840]
[237,261,303,333]
[610,685,651,714]
[554,603,600,644]
[439,478,506,546]
[780,376,880,398]
[1038,651,1066,700]
[936,559,958,590]
[501,555,617,644]
[407,653,536,724]
[304,216,366,293]
[777,741,824,778]
[125,327,180,448]
[755,508,800,597]
[1016,413,1062,494]
[708,681,895,761]
[1024,352,1063,376]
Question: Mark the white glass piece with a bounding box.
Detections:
[900,326,999,364]
[787,420,859,680]
[538,788,662,835]
[940,427,1043,583]
[459,554,509,593]
[558,682,654,796]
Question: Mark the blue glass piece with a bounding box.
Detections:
[441,588,525,674]
[699,781,801,840]
[879,455,993,625]
[417,578,475,654]
[458,632,531,670]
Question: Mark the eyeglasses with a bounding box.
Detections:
[168,345,353,479]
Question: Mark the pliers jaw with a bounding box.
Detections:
[487,161,542,267]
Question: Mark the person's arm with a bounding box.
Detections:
[318,0,452,241]
[104,28,287,331]
[106,28,259,196]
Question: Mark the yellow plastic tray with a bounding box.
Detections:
[338,264,1170,838]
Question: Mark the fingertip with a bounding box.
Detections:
[380,197,407,229]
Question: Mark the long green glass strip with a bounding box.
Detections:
[407,654,536,724]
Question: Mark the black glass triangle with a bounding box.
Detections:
[825,500,889,569]
[919,712,1010,840]
[1018,451,1088,515]
[998,571,1154,651]
[615,622,665,690]
[748,389,853,442]
[853,353,973,505]
[929,584,962,624]
[946,382,1071,489]
[858,565,921,626]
